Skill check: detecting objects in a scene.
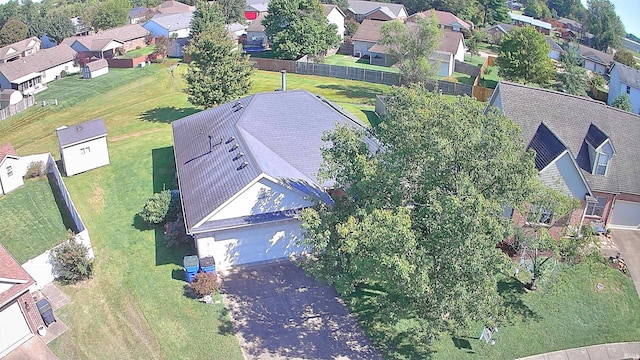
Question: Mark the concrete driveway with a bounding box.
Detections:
[611,229,640,297]
[221,261,383,360]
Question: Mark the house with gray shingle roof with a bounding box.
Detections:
[171,90,371,270]
[0,44,78,95]
[545,36,563,60]
[577,44,613,75]
[608,62,640,115]
[490,81,640,230]
[407,9,472,32]
[61,24,149,58]
[346,0,407,22]
[56,118,109,176]
[143,12,192,57]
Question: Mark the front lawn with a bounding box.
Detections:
[464,54,487,66]
[348,260,640,359]
[0,177,70,263]
[122,46,155,59]
[324,54,401,73]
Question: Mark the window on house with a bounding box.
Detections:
[596,153,608,175]
[585,196,607,217]
[80,147,91,154]
[527,205,553,225]
[627,85,631,94]
[7,165,12,177]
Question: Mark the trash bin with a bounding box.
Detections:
[200,257,216,274]
[36,298,56,326]
[183,255,199,283]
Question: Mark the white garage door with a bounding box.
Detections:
[0,302,32,357]
[609,200,640,230]
[198,220,306,270]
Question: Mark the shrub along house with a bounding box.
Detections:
[56,118,110,177]
[172,89,372,270]
[608,62,640,115]
[490,81,640,230]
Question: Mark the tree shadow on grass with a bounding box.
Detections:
[363,110,382,127]
[152,146,177,193]
[140,106,199,124]
[46,172,79,234]
[316,84,383,102]
[498,278,539,321]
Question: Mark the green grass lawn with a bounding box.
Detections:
[349,260,640,359]
[122,46,155,59]
[480,66,501,88]
[247,50,280,59]
[478,42,500,55]
[464,54,487,66]
[0,61,387,359]
[0,177,70,263]
[447,72,476,85]
[324,54,401,73]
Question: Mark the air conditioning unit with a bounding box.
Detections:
[356,51,362,58]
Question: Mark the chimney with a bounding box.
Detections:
[280,70,286,91]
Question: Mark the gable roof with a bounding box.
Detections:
[247,13,266,32]
[408,9,471,30]
[62,24,149,48]
[129,6,149,19]
[0,142,18,163]
[545,36,562,53]
[172,90,370,231]
[509,12,552,30]
[0,244,35,308]
[577,44,613,65]
[612,61,640,89]
[439,30,463,54]
[322,4,345,18]
[488,23,514,34]
[85,58,108,71]
[156,0,195,14]
[0,44,76,83]
[585,123,609,149]
[57,118,108,148]
[147,12,193,31]
[347,0,406,18]
[557,17,581,28]
[527,122,567,170]
[351,19,385,42]
[0,37,41,60]
[492,81,640,196]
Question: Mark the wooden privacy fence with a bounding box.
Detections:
[0,95,35,121]
[589,84,608,102]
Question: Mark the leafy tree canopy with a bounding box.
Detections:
[0,18,27,46]
[91,0,130,31]
[300,85,539,347]
[217,0,245,23]
[380,17,442,84]
[478,0,509,26]
[524,0,551,19]
[496,26,555,86]
[555,43,590,96]
[612,93,633,112]
[614,49,639,69]
[28,14,75,43]
[585,0,625,51]
[263,0,339,60]
[190,0,225,37]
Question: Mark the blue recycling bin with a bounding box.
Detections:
[200,256,216,274]
[183,255,199,283]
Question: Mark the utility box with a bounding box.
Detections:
[200,257,216,274]
[183,255,199,283]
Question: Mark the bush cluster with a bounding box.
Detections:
[190,272,220,298]
[50,236,94,285]
[24,161,45,179]
[138,190,180,225]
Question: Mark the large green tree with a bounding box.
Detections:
[496,26,555,86]
[263,0,339,60]
[555,43,590,96]
[91,0,130,31]
[0,18,27,46]
[523,0,551,19]
[184,3,253,108]
[380,17,442,84]
[28,15,75,43]
[478,0,509,26]
[614,49,638,69]
[585,0,625,51]
[217,0,245,23]
[190,0,225,37]
[300,85,539,347]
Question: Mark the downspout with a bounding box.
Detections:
[578,198,589,234]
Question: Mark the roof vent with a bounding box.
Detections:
[229,143,239,152]
[233,152,244,161]
[237,161,249,170]
[226,136,235,144]
[233,104,244,112]
[76,125,82,131]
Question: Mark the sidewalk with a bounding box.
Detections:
[518,342,640,360]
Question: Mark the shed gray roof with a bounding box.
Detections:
[172,90,370,231]
[85,58,108,71]
[0,44,76,83]
[493,81,640,196]
[347,0,406,18]
[57,118,108,148]
[613,61,640,89]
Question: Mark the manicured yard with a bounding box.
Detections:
[464,54,487,66]
[349,260,640,359]
[447,72,475,85]
[0,177,70,263]
[480,66,501,88]
[122,46,155,59]
[324,54,401,73]
[0,60,388,359]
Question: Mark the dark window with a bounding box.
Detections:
[6,165,12,177]
[527,205,553,225]
[586,196,607,217]
[627,85,631,94]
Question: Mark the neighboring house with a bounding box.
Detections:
[0,143,23,195]
[346,0,407,22]
[490,81,640,230]
[407,9,472,33]
[608,62,640,115]
[129,6,150,24]
[323,4,346,40]
[155,0,195,14]
[71,16,90,36]
[577,44,613,75]
[351,19,384,58]
[546,36,563,61]
[509,12,552,35]
[245,13,268,47]
[57,118,110,177]
[557,17,582,32]
[143,12,193,57]
[486,23,514,43]
[62,24,149,58]
[0,44,79,95]
[0,37,41,63]
[0,244,45,358]
[171,90,372,270]
[245,0,269,21]
[226,22,247,43]
[621,37,640,54]
[40,34,57,49]
[82,58,109,79]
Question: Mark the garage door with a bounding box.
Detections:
[609,200,640,229]
[198,220,306,270]
[0,302,32,357]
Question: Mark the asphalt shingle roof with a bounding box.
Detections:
[408,9,471,30]
[0,44,76,83]
[351,19,385,42]
[172,90,370,231]
[613,61,640,89]
[494,81,640,196]
[545,36,563,52]
[578,44,613,65]
[57,118,108,148]
[527,122,566,170]
[147,12,193,31]
[0,37,41,61]
[85,59,108,71]
[0,244,35,308]
[347,0,406,18]
[0,142,17,163]
[62,24,149,48]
